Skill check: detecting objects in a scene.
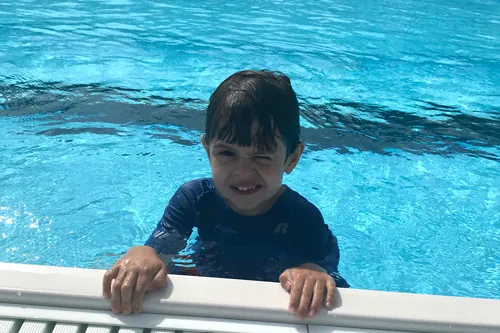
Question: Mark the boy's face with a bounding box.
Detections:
[202,132,304,216]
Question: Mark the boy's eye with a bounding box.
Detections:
[218,150,235,157]
[255,155,272,160]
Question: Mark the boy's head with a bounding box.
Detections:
[202,70,305,216]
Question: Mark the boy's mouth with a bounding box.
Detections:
[230,184,263,195]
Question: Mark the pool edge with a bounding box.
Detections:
[0,262,499,333]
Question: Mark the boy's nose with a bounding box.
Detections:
[233,157,256,177]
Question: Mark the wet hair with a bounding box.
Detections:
[204,70,300,157]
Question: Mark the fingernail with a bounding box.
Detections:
[133,308,141,314]
[327,301,332,308]
[112,308,120,314]
[284,281,291,290]
[309,310,316,317]
[289,306,297,314]
[103,292,110,299]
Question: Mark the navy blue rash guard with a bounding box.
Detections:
[145,178,349,288]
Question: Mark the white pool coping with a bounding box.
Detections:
[0,262,499,333]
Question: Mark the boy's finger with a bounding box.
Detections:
[279,269,293,292]
[132,270,153,314]
[120,271,138,315]
[297,278,315,319]
[308,280,325,317]
[148,265,168,291]
[325,278,336,308]
[288,273,304,315]
[110,270,127,313]
[102,265,119,298]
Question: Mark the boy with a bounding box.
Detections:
[102,70,349,320]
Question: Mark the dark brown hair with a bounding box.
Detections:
[204,70,300,156]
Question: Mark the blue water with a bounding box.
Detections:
[1,0,499,299]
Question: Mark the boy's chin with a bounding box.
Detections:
[231,200,260,210]
[227,198,264,214]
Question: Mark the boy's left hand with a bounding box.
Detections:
[279,263,336,319]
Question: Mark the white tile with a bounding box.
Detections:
[308,325,412,333]
[85,326,113,333]
[18,321,54,333]
[52,323,82,333]
[117,329,143,333]
[0,319,22,333]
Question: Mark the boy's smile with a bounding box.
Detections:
[230,182,263,195]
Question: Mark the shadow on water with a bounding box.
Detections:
[301,100,500,160]
[0,82,499,161]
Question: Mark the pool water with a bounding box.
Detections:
[0,0,499,299]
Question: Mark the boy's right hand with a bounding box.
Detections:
[102,246,168,315]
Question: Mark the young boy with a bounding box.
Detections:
[102,70,349,320]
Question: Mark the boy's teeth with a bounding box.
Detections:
[238,185,256,191]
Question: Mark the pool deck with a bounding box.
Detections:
[0,262,499,333]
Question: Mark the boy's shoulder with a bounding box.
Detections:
[277,186,323,221]
[276,186,330,248]
[179,177,214,191]
[174,178,216,201]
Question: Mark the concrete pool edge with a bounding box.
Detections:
[0,262,499,333]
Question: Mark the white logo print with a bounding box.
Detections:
[274,223,288,235]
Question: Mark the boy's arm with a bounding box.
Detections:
[102,182,202,315]
[145,182,200,257]
[304,227,350,288]
[281,205,349,319]
[293,205,350,288]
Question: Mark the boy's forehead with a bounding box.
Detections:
[209,118,287,154]
[211,140,284,153]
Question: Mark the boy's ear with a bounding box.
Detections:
[284,141,305,174]
[201,135,211,160]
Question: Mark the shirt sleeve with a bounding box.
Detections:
[144,181,200,255]
[293,204,350,288]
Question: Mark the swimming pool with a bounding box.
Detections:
[0,0,499,300]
